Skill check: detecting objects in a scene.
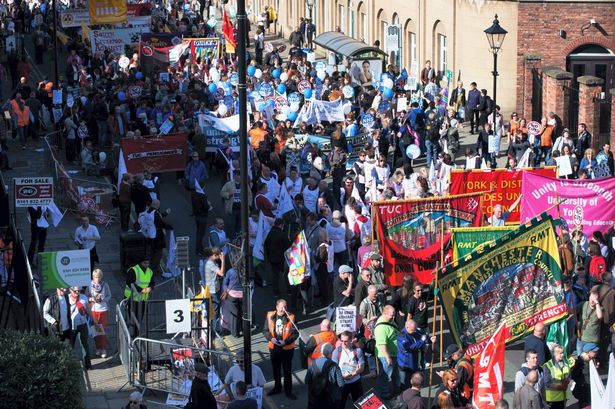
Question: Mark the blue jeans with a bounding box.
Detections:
[377,357,400,399]
[425,140,439,167]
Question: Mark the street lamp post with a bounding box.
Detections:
[306,0,314,20]
[484,14,507,120]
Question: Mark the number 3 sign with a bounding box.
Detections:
[165,299,191,334]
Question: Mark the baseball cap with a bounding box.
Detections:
[370,253,382,260]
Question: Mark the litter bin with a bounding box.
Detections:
[120,231,147,271]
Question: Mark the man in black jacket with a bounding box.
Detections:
[575,123,591,157]
[191,188,209,256]
[27,205,50,264]
[265,218,291,296]
[476,123,494,168]
[186,363,217,409]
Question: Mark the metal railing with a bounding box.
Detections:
[117,298,134,384]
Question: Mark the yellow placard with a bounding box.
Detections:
[89,0,128,25]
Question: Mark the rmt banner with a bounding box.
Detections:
[14,177,53,207]
[121,133,188,173]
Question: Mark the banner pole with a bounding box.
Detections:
[427,261,440,409]
[439,214,446,366]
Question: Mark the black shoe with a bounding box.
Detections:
[285,391,297,400]
[267,388,282,396]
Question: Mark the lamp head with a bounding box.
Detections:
[484,14,508,54]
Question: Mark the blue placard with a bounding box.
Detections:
[230,73,239,86]
[250,90,263,102]
[224,95,234,107]
[287,92,301,104]
[362,113,375,129]
[214,88,225,101]
[377,100,390,114]
[342,85,354,99]
[314,79,323,99]
[259,83,273,97]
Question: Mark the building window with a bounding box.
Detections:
[438,34,447,77]
[349,8,355,38]
[361,12,367,43]
[381,21,388,53]
[339,4,345,33]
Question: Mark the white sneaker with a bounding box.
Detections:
[424,363,430,369]
[100,350,107,358]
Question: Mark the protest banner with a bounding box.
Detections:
[449,167,557,223]
[450,226,516,260]
[335,306,357,334]
[91,27,148,55]
[520,173,615,234]
[187,37,221,61]
[253,212,272,261]
[62,3,150,28]
[437,215,566,357]
[286,231,310,285]
[89,0,128,25]
[60,8,90,28]
[139,33,183,73]
[40,249,91,290]
[121,134,188,174]
[472,323,506,409]
[373,192,484,286]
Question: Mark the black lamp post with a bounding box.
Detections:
[484,14,507,119]
[306,0,314,20]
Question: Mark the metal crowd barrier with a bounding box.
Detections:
[117,298,134,385]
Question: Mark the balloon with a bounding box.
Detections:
[218,103,228,116]
[290,102,300,112]
[227,6,236,18]
[383,78,394,89]
[247,65,256,76]
[280,72,288,82]
[254,69,263,79]
[304,89,313,99]
[99,152,107,163]
[317,70,326,81]
[272,68,281,79]
[288,111,298,121]
[258,102,266,111]
[118,91,126,101]
[208,83,217,93]
[277,84,286,94]
[384,88,394,100]
[343,103,352,115]
[267,99,275,109]
[281,105,290,114]
[135,72,144,80]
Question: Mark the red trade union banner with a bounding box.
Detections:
[373,192,484,286]
[472,323,506,409]
[121,133,188,174]
[449,167,557,223]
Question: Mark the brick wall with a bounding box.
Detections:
[516,2,615,113]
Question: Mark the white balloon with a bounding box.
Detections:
[290,102,300,112]
[317,70,326,81]
[99,152,107,163]
[218,103,228,116]
[343,103,352,115]
[254,69,263,79]
[211,72,221,82]
[280,72,288,82]
[383,78,394,89]
[281,105,290,114]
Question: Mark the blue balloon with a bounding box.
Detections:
[208,83,217,93]
[267,99,275,108]
[117,91,126,101]
[304,89,313,99]
[247,65,256,76]
[288,111,298,121]
[258,102,266,111]
[276,84,286,94]
[135,72,144,80]
[272,68,281,79]
[383,88,394,100]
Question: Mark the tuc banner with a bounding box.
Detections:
[450,226,516,260]
[437,215,566,357]
[373,192,484,286]
[520,173,615,234]
[121,133,188,174]
[449,168,557,224]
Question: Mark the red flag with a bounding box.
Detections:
[472,323,506,409]
[223,10,236,53]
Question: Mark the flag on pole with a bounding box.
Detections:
[275,184,294,217]
[117,148,127,191]
[223,10,236,54]
[518,148,532,169]
[590,352,615,408]
[285,231,310,285]
[47,201,65,227]
[164,230,181,278]
[472,323,506,409]
[253,212,272,261]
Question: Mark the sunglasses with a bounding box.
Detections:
[129,401,139,405]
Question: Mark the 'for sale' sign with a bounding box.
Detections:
[14,177,53,207]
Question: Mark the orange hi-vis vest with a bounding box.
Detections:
[267,311,296,350]
[308,330,337,365]
[456,355,474,400]
[10,99,30,127]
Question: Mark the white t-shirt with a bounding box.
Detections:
[327,223,348,253]
[332,346,364,384]
[284,176,303,198]
[74,224,100,250]
[303,186,319,213]
[260,174,280,203]
[224,363,266,387]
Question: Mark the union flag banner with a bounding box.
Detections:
[472,323,506,409]
[437,215,566,357]
[450,226,516,260]
[449,167,556,223]
[373,192,484,286]
[89,0,128,25]
[121,133,188,174]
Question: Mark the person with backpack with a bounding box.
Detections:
[585,241,606,288]
[576,289,604,356]
[332,331,365,408]
[305,343,344,409]
[424,110,441,168]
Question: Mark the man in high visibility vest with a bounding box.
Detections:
[543,344,575,409]
[124,257,155,301]
[438,344,474,401]
[305,319,337,366]
[263,299,298,400]
[9,93,30,150]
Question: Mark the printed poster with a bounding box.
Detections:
[437,215,566,357]
[40,249,91,290]
[373,192,484,286]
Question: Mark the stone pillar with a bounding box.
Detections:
[610,89,615,151]
[577,75,604,151]
[542,68,573,130]
[522,54,541,120]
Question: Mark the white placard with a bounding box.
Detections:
[336,306,357,334]
[246,386,263,409]
[306,52,316,63]
[555,156,573,176]
[166,299,191,334]
[396,97,407,112]
[488,133,500,154]
[52,89,63,105]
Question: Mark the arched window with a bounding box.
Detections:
[433,20,447,78]
[357,2,367,43]
[377,9,388,52]
[348,0,355,38]
[404,19,417,72]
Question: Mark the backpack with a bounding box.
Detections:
[138,210,156,239]
[364,321,398,355]
[425,115,440,143]
[589,255,607,280]
[309,360,336,397]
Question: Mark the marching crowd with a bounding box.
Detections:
[1,0,614,408]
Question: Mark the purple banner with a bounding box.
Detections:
[520,173,615,233]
